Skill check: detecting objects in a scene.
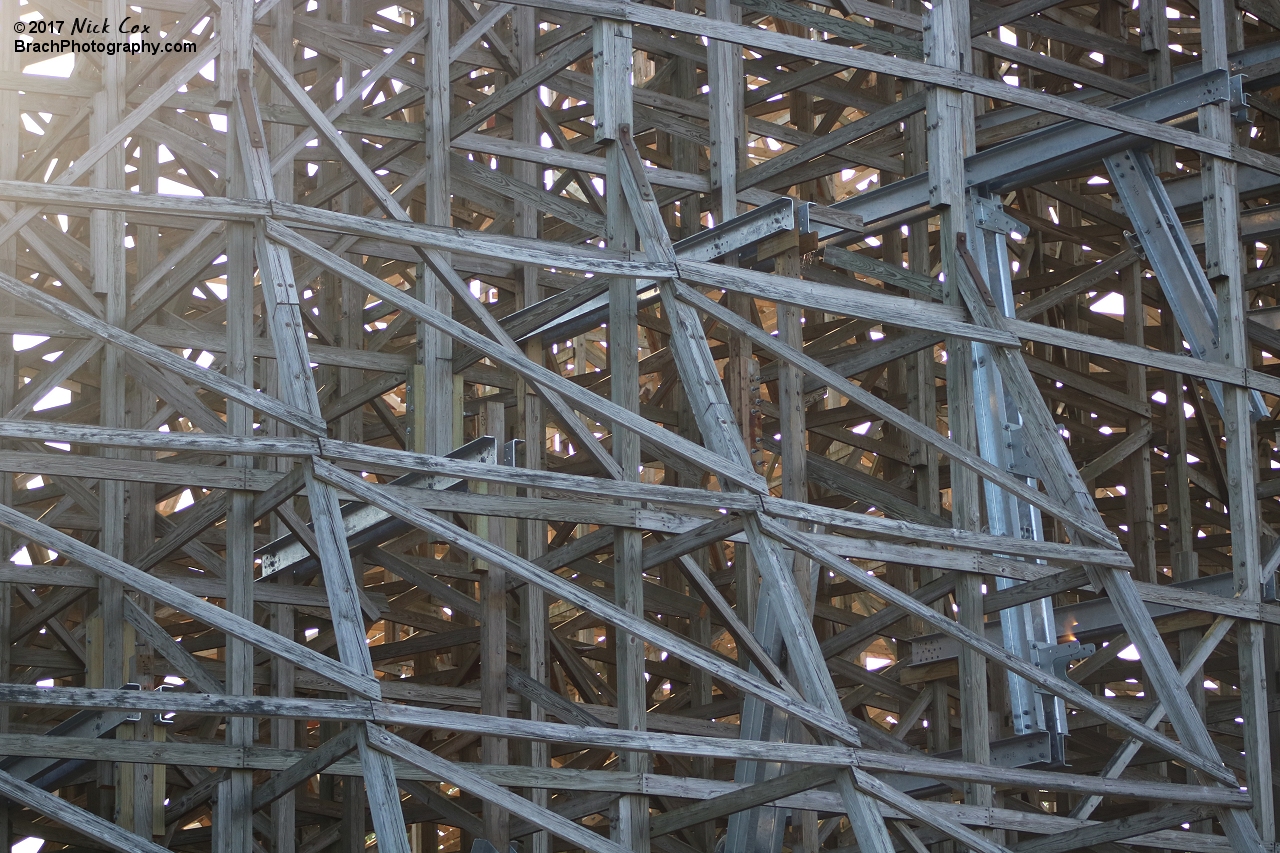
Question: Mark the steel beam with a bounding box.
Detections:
[909,571,1241,665]
[825,71,1234,232]
[256,436,498,580]
[523,197,797,341]
[1104,148,1267,420]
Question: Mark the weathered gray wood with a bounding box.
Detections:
[0,764,173,853]
[268,223,760,488]
[0,2,1273,850]
[1015,249,1138,320]
[673,554,793,688]
[738,94,925,192]
[1201,0,1274,842]
[0,271,325,435]
[251,724,361,812]
[506,665,604,727]
[1013,806,1215,853]
[452,30,592,138]
[234,75,412,849]
[672,281,1116,544]
[367,725,636,853]
[0,504,380,697]
[649,766,840,837]
[498,0,1280,176]
[0,38,222,248]
[623,147,897,851]
[1007,315,1280,395]
[122,598,225,695]
[0,682,1254,806]
[0,727,1244,818]
[763,519,1240,785]
[678,260,1020,347]
[600,29,650,853]
[822,244,940,299]
[262,36,622,482]
[952,229,1259,837]
[310,458,872,745]
[400,778,487,838]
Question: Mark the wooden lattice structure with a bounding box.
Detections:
[0,0,1278,850]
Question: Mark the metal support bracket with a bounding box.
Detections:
[972,195,1028,237]
[503,438,523,468]
[1004,422,1044,482]
[1032,640,1096,684]
[154,684,177,726]
[795,200,813,237]
[123,682,143,723]
[1231,73,1249,124]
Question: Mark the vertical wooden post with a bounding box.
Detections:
[671,0,699,240]
[414,30,454,846]
[925,0,990,816]
[512,8,551,853]
[1123,264,1157,584]
[595,18,649,852]
[897,0,947,755]
[1141,0,1174,173]
[91,0,128,826]
[708,0,758,632]
[338,9,371,846]
[416,0,454,458]
[132,50,161,837]
[480,400,509,851]
[1202,0,1274,839]
[1163,301,1207,815]
[269,0,298,849]
[224,1,256,850]
[776,240,819,853]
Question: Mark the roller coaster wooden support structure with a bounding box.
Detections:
[1,0,1280,849]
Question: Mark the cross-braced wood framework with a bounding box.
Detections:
[1,0,1280,850]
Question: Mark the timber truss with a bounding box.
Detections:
[0,0,1279,850]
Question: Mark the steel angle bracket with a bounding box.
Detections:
[1231,73,1250,124]
[1004,422,1044,481]
[794,199,814,237]
[1105,148,1268,421]
[1031,639,1094,764]
[1032,640,1096,684]
[503,438,523,467]
[1123,230,1146,257]
[972,195,1029,238]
